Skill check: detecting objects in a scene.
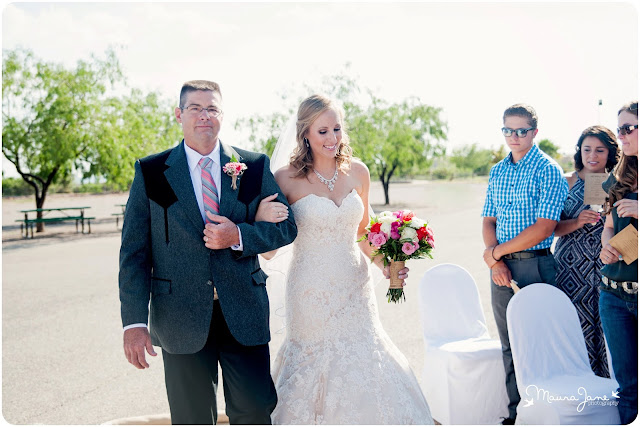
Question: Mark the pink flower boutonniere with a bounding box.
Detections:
[223,155,247,190]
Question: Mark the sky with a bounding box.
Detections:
[2,1,638,176]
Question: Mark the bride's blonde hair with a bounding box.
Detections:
[289,94,353,178]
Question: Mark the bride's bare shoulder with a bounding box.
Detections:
[274,164,299,186]
[349,159,370,183]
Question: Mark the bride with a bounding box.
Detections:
[255,94,433,424]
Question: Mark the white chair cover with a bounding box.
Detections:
[507,283,620,425]
[419,263,509,424]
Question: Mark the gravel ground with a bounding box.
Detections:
[2,179,496,424]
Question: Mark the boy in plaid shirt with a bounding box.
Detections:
[482,104,568,424]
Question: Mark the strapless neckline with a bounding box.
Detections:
[291,188,358,209]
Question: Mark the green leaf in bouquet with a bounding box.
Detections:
[386,288,406,303]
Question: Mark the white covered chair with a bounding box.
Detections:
[418,263,509,424]
[507,283,620,425]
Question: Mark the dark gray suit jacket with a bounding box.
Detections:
[118,140,297,354]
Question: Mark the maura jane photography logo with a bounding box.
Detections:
[524,384,619,412]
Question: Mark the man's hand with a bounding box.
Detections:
[491,260,513,287]
[123,327,156,369]
[483,246,499,268]
[203,213,240,249]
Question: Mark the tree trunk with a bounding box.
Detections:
[381,177,390,205]
[380,163,398,206]
[35,191,46,233]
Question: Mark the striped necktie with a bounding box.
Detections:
[198,157,219,222]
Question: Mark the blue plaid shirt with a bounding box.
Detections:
[482,144,568,250]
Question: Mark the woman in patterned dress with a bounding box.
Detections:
[554,125,619,377]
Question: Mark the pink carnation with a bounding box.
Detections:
[369,232,388,248]
[427,237,435,249]
[426,226,434,240]
[402,241,419,255]
[393,210,404,219]
[390,221,401,239]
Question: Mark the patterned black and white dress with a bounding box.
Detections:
[554,177,609,377]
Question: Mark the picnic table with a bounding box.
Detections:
[112,204,126,228]
[16,206,94,238]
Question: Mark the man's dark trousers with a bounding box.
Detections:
[491,253,557,420]
[162,301,277,425]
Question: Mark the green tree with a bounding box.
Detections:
[2,48,180,231]
[449,143,495,176]
[235,111,290,158]
[538,138,560,159]
[492,144,507,163]
[348,96,447,204]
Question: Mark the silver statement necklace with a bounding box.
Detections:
[313,164,338,192]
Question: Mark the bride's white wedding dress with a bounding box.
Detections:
[271,189,433,424]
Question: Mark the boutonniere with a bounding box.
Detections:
[223,155,247,190]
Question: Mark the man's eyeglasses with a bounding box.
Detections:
[180,105,223,118]
[502,127,536,138]
[617,124,638,136]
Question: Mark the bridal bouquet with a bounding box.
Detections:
[359,210,434,303]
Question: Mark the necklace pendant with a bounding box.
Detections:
[313,163,338,192]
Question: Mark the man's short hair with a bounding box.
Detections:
[179,80,222,108]
[503,103,538,129]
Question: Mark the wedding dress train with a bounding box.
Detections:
[271,189,433,424]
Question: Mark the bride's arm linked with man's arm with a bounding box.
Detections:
[254,192,290,260]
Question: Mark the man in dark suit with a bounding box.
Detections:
[119,80,297,425]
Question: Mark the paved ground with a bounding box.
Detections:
[2,180,495,424]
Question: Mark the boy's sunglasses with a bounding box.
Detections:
[617,124,638,136]
[502,127,535,138]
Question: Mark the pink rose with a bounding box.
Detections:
[427,237,435,249]
[369,232,388,248]
[402,241,418,255]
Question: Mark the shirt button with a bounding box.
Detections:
[206,280,213,286]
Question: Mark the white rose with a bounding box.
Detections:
[380,222,392,235]
[409,217,426,229]
[379,214,395,225]
[378,211,394,220]
[401,227,417,241]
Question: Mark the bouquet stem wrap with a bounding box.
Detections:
[389,260,405,289]
[387,260,406,303]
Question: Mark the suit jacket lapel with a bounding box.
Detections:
[164,140,204,233]
[219,141,242,220]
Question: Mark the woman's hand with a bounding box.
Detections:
[614,199,638,219]
[576,209,602,226]
[255,193,289,223]
[600,243,622,265]
[382,264,409,287]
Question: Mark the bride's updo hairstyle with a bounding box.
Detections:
[290,94,353,179]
